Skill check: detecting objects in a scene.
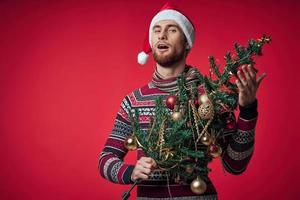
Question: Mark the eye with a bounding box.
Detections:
[153,29,161,34]
[169,28,177,33]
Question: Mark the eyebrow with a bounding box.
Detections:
[152,24,180,30]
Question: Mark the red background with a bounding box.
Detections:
[1,0,299,199]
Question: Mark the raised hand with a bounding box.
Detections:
[236,64,266,107]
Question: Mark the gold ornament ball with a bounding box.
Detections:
[201,134,212,146]
[199,94,209,104]
[190,177,207,195]
[172,111,182,121]
[198,102,214,119]
[124,136,138,151]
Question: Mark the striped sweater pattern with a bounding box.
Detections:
[98,66,258,199]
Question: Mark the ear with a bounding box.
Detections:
[185,44,191,55]
[186,43,190,50]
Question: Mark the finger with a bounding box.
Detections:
[138,160,152,169]
[257,73,267,87]
[135,165,151,176]
[242,65,255,88]
[140,167,151,175]
[135,164,145,172]
[246,65,257,86]
[235,79,245,92]
[237,70,247,87]
[142,157,157,169]
[141,162,152,169]
[248,65,256,80]
[141,157,153,163]
[151,159,157,169]
[240,64,247,69]
[136,173,149,180]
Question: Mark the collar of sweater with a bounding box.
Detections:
[151,65,199,93]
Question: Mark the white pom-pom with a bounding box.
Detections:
[137,51,149,65]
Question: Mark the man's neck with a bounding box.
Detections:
[156,60,186,79]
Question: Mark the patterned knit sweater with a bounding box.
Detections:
[98,66,258,200]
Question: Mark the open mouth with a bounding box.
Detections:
[157,44,169,50]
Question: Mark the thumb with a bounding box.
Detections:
[151,158,157,169]
[257,73,266,87]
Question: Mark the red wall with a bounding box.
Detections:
[1,0,299,199]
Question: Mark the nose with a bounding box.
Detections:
[158,30,167,40]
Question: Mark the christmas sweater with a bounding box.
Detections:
[98,66,258,199]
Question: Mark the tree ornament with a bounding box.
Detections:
[209,144,222,158]
[124,136,138,151]
[190,177,207,195]
[194,98,200,106]
[174,174,182,184]
[197,85,205,94]
[185,165,194,174]
[226,119,235,129]
[158,120,166,158]
[198,102,214,119]
[161,148,174,161]
[198,94,209,104]
[201,134,213,146]
[166,95,177,110]
[172,111,182,121]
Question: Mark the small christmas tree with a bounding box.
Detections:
[123,34,271,196]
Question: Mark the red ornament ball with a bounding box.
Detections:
[194,99,200,106]
[209,144,218,152]
[226,119,235,129]
[197,85,205,94]
[209,144,222,158]
[166,95,177,110]
[226,123,235,129]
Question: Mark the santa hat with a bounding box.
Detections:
[137,2,195,65]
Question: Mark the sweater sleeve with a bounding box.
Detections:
[221,99,258,175]
[98,96,135,184]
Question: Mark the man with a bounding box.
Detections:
[98,3,265,199]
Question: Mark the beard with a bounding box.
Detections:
[153,47,186,68]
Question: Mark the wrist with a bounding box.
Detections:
[239,99,258,119]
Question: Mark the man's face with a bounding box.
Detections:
[151,20,187,67]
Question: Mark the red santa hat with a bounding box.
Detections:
[137,2,195,65]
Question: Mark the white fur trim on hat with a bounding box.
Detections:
[137,51,149,65]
